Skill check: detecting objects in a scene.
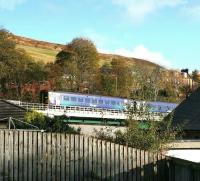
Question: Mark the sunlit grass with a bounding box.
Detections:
[16,45,58,63]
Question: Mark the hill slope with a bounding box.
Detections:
[13,35,161,69]
[16,44,58,63]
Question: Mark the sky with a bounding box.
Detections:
[0,0,200,70]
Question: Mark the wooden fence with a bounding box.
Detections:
[0,130,169,181]
[168,158,200,181]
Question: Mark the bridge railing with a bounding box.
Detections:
[8,100,127,114]
[7,100,167,120]
[18,102,48,111]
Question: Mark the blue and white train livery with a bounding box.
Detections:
[48,91,128,110]
[147,101,178,113]
[48,91,178,113]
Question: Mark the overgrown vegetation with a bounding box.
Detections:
[24,111,80,134]
[94,107,181,151]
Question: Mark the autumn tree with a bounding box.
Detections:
[0,29,46,100]
[55,49,77,65]
[99,63,116,96]
[110,58,133,97]
[0,29,15,94]
[44,62,63,89]
[55,49,79,91]
[131,66,154,100]
[131,65,180,102]
[56,38,99,93]
[67,38,99,77]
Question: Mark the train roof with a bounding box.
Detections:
[48,91,126,100]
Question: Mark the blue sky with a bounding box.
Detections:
[0,0,200,70]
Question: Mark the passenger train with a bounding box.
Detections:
[47,91,178,113]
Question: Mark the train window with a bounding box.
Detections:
[105,100,110,105]
[98,100,103,104]
[71,97,77,102]
[92,99,97,104]
[85,98,90,103]
[111,101,116,105]
[63,96,69,101]
[78,98,83,102]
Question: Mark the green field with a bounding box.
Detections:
[17,44,58,63]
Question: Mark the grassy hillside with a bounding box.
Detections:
[17,44,58,63]
[13,35,160,69]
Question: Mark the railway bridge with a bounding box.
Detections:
[8,100,169,125]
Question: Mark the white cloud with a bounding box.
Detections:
[112,0,186,22]
[83,29,108,48]
[183,5,200,19]
[0,0,26,10]
[99,45,171,67]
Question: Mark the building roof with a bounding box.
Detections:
[172,87,200,131]
[0,100,27,121]
[166,149,200,163]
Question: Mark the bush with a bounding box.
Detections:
[24,111,80,134]
[95,108,181,152]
